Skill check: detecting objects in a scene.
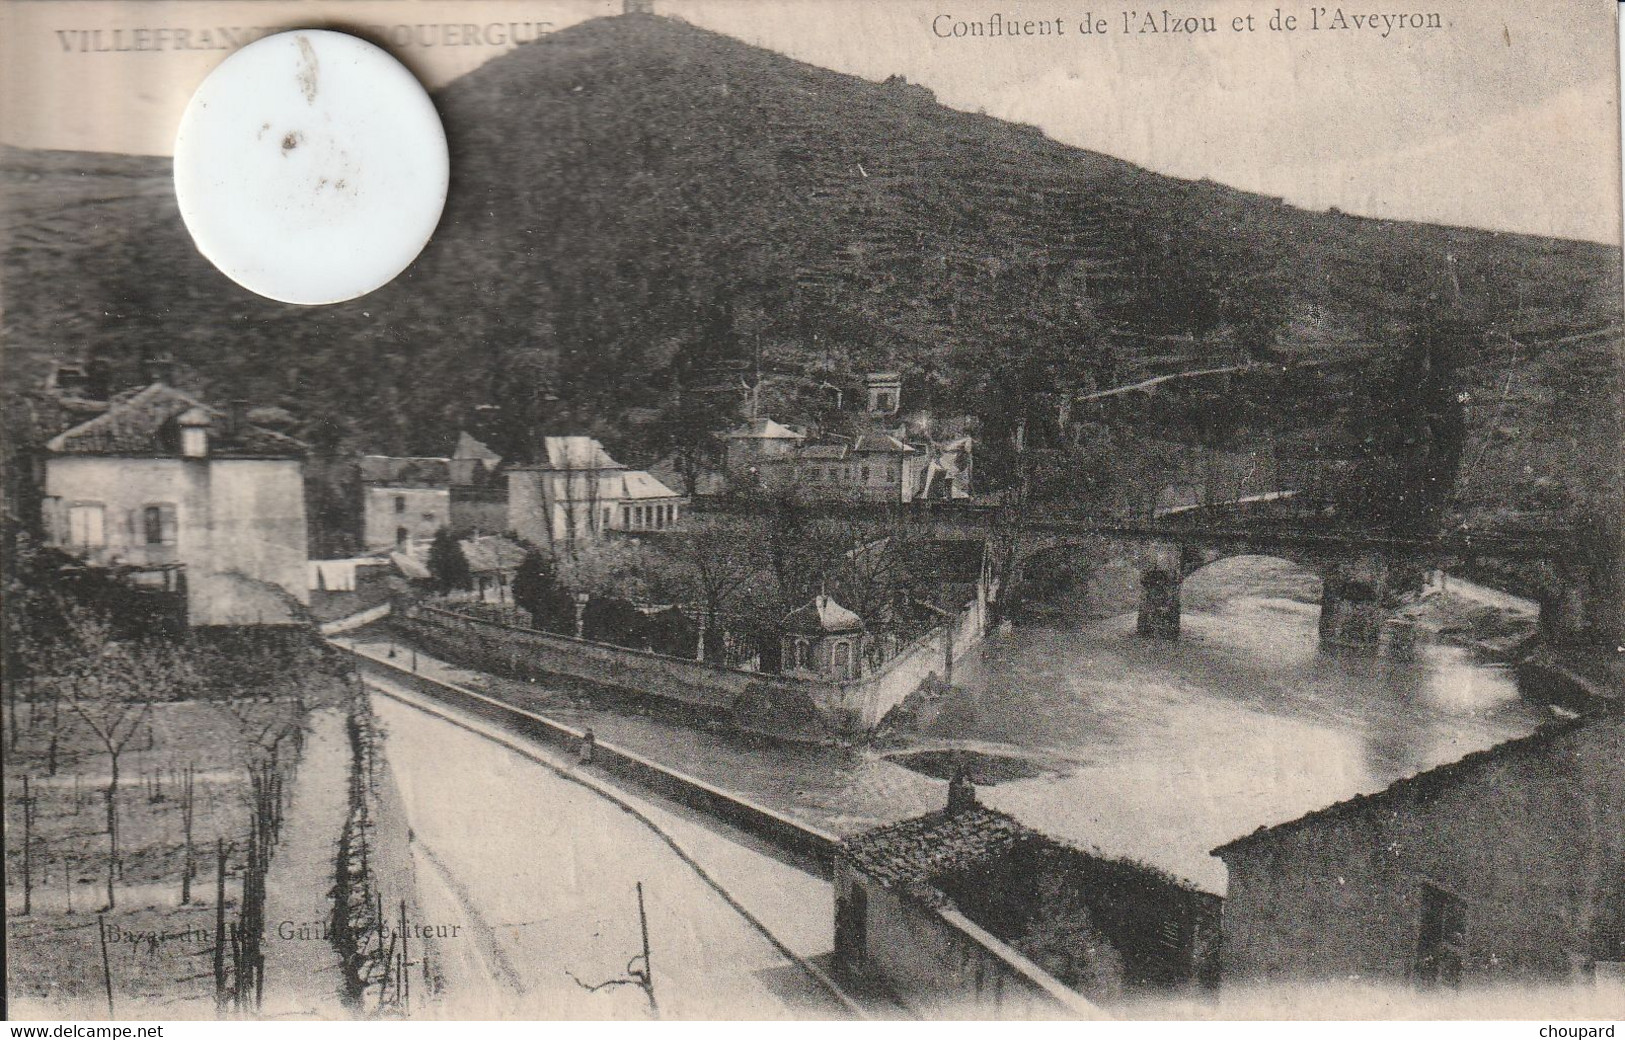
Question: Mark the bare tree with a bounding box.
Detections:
[55,610,193,910]
[661,516,772,659]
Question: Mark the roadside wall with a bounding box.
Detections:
[347,647,843,870]
[834,859,1102,1020]
[349,643,1102,1017]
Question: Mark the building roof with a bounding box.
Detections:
[453,431,502,465]
[1210,716,1601,860]
[781,594,864,635]
[865,371,902,386]
[724,417,805,441]
[359,455,452,487]
[843,807,1033,896]
[519,436,625,471]
[851,433,917,455]
[390,551,431,580]
[46,383,306,459]
[602,469,684,502]
[797,443,849,461]
[458,535,527,575]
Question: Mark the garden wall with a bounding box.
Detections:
[393,599,988,736]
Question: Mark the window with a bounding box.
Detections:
[68,503,105,548]
[862,466,871,482]
[1415,884,1468,988]
[395,495,406,514]
[603,507,611,528]
[796,639,812,670]
[142,503,177,545]
[396,526,408,546]
[181,426,207,458]
[833,641,851,677]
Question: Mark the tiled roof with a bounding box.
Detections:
[725,418,805,441]
[543,436,623,471]
[843,807,1033,896]
[360,456,452,486]
[797,444,849,461]
[458,535,527,575]
[781,594,864,634]
[851,434,917,454]
[46,383,305,458]
[453,431,502,464]
[602,469,683,501]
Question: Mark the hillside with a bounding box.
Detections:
[2,13,1620,525]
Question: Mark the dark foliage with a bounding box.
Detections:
[425,529,472,594]
[511,548,576,633]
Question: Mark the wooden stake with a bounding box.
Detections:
[97,912,115,1016]
[22,775,33,916]
[214,839,228,1012]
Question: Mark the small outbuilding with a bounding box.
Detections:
[780,593,865,681]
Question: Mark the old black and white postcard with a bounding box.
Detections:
[1,0,1621,1023]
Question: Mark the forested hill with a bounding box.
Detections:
[2,13,1620,522]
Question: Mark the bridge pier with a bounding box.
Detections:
[1318,559,1391,652]
[1137,567,1182,640]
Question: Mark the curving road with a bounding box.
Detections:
[364,675,857,1020]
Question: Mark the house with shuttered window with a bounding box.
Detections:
[41,380,311,626]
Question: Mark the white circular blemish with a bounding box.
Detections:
[174,30,449,305]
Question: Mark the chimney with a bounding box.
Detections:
[85,357,112,401]
[140,356,176,386]
[225,399,249,439]
[946,764,978,814]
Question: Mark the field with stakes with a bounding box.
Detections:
[2,630,355,1018]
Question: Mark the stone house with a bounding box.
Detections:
[359,455,451,551]
[42,381,310,626]
[780,593,866,680]
[834,783,1218,1017]
[1211,710,1625,988]
[449,430,509,536]
[722,417,804,484]
[507,436,685,546]
[719,371,971,501]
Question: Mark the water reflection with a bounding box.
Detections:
[933,558,1547,891]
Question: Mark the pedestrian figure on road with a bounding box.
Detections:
[579,728,595,766]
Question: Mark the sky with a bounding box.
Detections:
[1,0,1619,242]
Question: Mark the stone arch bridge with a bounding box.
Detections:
[688,498,1613,652]
[917,513,1607,651]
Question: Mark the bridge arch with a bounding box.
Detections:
[1009,534,1403,649]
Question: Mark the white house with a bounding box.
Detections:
[358,455,451,551]
[507,436,685,546]
[42,382,310,626]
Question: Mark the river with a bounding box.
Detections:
[411,556,1555,895]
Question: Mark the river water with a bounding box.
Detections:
[433,556,1553,895]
